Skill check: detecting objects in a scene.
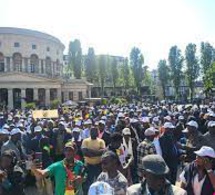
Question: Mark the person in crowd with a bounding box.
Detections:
[0,128,9,151]
[1,128,26,161]
[72,127,84,161]
[180,146,215,195]
[82,119,92,139]
[159,122,179,184]
[182,120,206,162]
[0,150,25,195]
[31,141,85,195]
[136,127,157,181]
[81,127,106,193]
[127,154,187,195]
[88,181,114,195]
[203,120,215,150]
[98,120,111,146]
[97,151,128,195]
[51,121,72,161]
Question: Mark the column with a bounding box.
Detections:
[10,57,13,72]
[57,88,61,103]
[88,86,92,98]
[39,60,42,74]
[21,89,26,109]
[8,89,13,109]
[33,88,38,101]
[21,59,25,72]
[45,88,50,107]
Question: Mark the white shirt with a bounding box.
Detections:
[153,137,162,156]
[193,174,206,195]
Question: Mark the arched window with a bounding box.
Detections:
[30,54,39,73]
[13,53,22,72]
[0,53,4,72]
[45,57,52,76]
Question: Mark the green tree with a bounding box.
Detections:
[168,46,183,99]
[185,43,199,100]
[157,60,169,99]
[204,62,215,92]
[110,58,118,95]
[130,47,144,93]
[85,47,96,82]
[121,58,130,93]
[200,42,215,94]
[97,55,107,97]
[68,39,82,79]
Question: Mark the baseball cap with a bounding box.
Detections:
[64,142,76,150]
[118,112,125,118]
[187,120,198,129]
[163,122,175,129]
[99,120,105,125]
[208,121,215,128]
[34,126,42,133]
[142,117,150,123]
[122,128,131,136]
[88,181,114,195]
[194,146,215,158]
[178,116,184,120]
[144,127,158,136]
[72,127,81,133]
[0,129,9,135]
[10,128,22,136]
[164,116,171,121]
[142,154,169,175]
[84,119,92,125]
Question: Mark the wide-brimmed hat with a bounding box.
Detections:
[142,154,169,175]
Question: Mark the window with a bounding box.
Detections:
[0,53,4,72]
[13,53,22,72]
[30,54,39,73]
[14,42,20,47]
[69,92,73,100]
[45,57,52,75]
[47,47,50,52]
[78,91,83,100]
[32,44,37,49]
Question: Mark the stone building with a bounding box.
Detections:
[0,27,92,109]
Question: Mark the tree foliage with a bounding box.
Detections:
[110,57,119,94]
[68,39,82,79]
[185,43,199,100]
[130,47,144,93]
[97,55,107,97]
[85,47,96,82]
[157,60,169,99]
[168,46,183,99]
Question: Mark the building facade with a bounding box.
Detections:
[0,27,92,109]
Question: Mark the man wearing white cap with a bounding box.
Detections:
[82,119,92,139]
[160,122,178,184]
[203,120,215,150]
[137,127,157,181]
[1,128,25,160]
[180,146,215,195]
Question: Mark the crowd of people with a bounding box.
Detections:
[0,102,215,194]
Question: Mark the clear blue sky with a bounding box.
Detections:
[0,0,215,69]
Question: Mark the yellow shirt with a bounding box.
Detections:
[82,138,105,165]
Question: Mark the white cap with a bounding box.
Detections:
[72,127,81,133]
[187,120,198,129]
[101,116,107,121]
[144,127,158,136]
[88,181,114,195]
[2,124,9,129]
[153,117,159,122]
[164,115,171,121]
[208,121,215,128]
[0,129,9,135]
[34,126,42,132]
[178,116,184,120]
[122,128,131,135]
[75,120,82,127]
[84,119,92,125]
[194,146,215,158]
[17,123,24,128]
[163,122,175,129]
[59,121,65,126]
[141,117,150,123]
[118,112,124,118]
[99,120,105,125]
[130,118,138,123]
[10,128,22,136]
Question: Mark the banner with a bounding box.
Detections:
[32,110,58,119]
